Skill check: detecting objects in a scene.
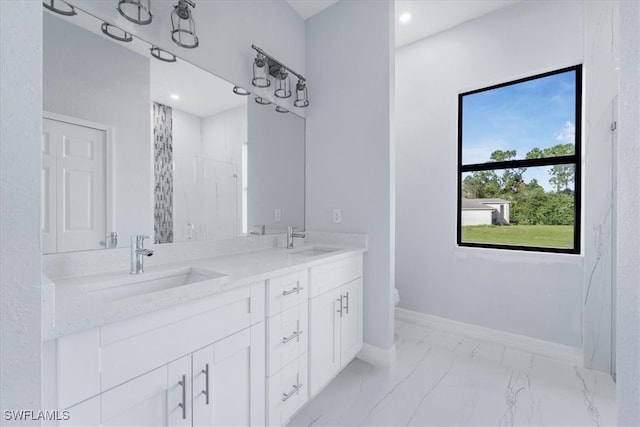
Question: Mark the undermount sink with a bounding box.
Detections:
[84,268,226,302]
[291,247,340,257]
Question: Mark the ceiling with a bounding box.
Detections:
[286,0,519,48]
[395,0,519,47]
[286,0,339,20]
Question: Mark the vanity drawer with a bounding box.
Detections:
[267,303,308,377]
[266,270,308,316]
[309,255,362,298]
[267,355,308,427]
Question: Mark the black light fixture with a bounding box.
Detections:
[171,0,199,49]
[255,97,272,105]
[42,0,77,16]
[117,0,152,25]
[250,45,309,108]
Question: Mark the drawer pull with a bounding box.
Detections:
[202,363,210,405]
[178,374,187,419]
[282,286,303,296]
[337,295,343,317]
[282,383,303,402]
[282,329,303,344]
[343,291,349,314]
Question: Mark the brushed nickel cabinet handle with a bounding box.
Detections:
[178,374,187,420]
[282,284,303,296]
[282,383,302,402]
[282,329,303,344]
[337,295,343,317]
[343,291,349,314]
[202,363,210,405]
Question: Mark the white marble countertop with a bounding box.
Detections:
[44,241,366,340]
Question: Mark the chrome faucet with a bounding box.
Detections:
[130,235,154,274]
[286,226,305,249]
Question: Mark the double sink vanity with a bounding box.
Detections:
[42,234,366,426]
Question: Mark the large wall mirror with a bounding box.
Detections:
[42,7,305,254]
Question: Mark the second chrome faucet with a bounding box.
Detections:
[286,226,305,249]
[131,235,154,274]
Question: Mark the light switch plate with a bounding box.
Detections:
[274,209,281,222]
[332,208,342,224]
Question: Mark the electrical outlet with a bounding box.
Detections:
[332,208,342,224]
[274,209,281,222]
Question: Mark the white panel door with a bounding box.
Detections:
[309,289,341,397]
[101,366,169,427]
[43,118,106,253]
[340,278,363,366]
[41,127,57,254]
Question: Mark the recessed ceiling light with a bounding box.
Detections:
[399,12,412,24]
[170,94,180,100]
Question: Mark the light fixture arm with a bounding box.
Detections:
[251,45,305,82]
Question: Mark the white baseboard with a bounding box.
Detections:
[395,308,583,365]
[357,343,397,367]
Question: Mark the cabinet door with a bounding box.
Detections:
[193,328,253,427]
[309,289,341,397]
[101,366,169,427]
[340,278,363,366]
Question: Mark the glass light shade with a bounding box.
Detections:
[233,86,250,95]
[274,68,292,99]
[117,0,152,25]
[294,79,309,107]
[171,1,199,49]
[150,46,177,63]
[101,23,133,43]
[252,54,270,88]
[275,106,289,113]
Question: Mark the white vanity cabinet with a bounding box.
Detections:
[43,282,266,426]
[308,255,363,397]
[265,270,309,426]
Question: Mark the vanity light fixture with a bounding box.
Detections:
[101,22,133,43]
[250,45,309,108]
[171,0,199,49]
[275,106,289,114]
[150,46,177,63]
[255,97,272,105]
[42,0,77,17]
[117,0,152,25]
[233,86,251,96]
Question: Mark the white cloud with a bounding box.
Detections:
[555,121,575,144]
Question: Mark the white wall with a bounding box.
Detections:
[306,1,395,351]
[0,0,42,417]
[247,102,305,232]
[616,1,640,423]
[172,108,203,241]
[461,210,493,226]
[173,105,247,241]
[44,13,152,245]
[66,0,305,114]
[396,1,588,348]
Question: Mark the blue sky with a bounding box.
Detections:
[461,70,577,191]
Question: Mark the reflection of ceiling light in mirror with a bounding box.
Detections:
[170,94,180,100]
[399,12,412,24]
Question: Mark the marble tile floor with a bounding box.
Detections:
[289,318,616,427]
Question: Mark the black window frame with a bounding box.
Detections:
[456,65,582,254]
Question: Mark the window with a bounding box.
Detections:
[457,65,582,254]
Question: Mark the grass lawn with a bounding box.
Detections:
[461,224,574,248]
